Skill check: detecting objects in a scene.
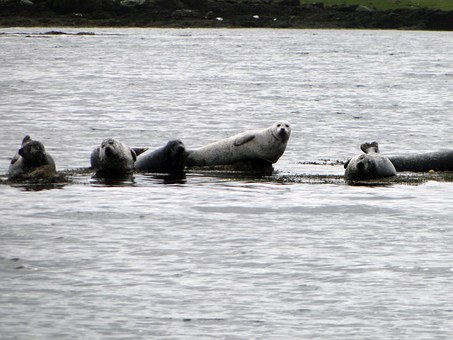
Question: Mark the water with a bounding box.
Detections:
[1,28,453,339]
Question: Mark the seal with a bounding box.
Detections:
[344,142,396,180]
[135,139,187,174]
[388,150,453,172]
[186,121,291,167]
[8,135,56,180]
[90,138,136,174]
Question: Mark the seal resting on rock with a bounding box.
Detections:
[90,138,137,174]
[388,150,453,172]
[135,139,187,174]
[186,121,291,168]
[344,142,396,181]
[8,135,56,180]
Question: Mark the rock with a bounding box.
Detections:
[171,8,199,19]
[356,5,374,12]
[120,0,145,7]
[50,0,106,13]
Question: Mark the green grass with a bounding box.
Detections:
[300,0,453,11]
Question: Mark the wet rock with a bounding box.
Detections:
[120,0,145,7]
[50,0,111,13]
[356,5,374,13]
[172,8,199,19]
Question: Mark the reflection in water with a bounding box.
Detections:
[90,171,136,186]
[10,182,67,192]
[140,172,187,185]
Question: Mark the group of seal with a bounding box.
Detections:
[7,121,453,183]
[6,121,292,181]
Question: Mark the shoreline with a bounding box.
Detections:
[1,1,453,31]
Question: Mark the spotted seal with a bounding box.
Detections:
[8,135,56,180]
[90,138,136,174]
[186,121,291,167]
[344,142,396,180]
[135,139,187,174]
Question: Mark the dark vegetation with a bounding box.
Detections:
[1,0,453,30]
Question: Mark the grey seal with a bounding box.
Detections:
[344,142,396,180]
[135,139,187,174]
[388,150,453,172]
[8,135,56,180]
[186,121,291,167]
[90,138,136,174]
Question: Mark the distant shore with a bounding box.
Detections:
[1,0,453,30]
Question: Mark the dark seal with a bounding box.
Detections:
[389,150,453,172]
[90,138,136,174]
[8,135,56,180]
[344,142,396,181]
[135,139,187,174]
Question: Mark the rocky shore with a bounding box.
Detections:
[1,0,453,30]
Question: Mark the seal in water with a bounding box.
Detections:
[135,139,187,173]
[388,150,453,172]
[344,142,396,180]
[8,135,56,180]
[90,138,136,174]
[186,121,291,167]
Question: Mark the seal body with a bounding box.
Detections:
[389,150,453,172]
[344,142,396,181]
[8,135,56,180]
[186,121,291,167]
[90,138,136,174]
[135,139,187,173]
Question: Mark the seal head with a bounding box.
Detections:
[344,141,396,181]
[90,138,136,174]
[8,135,56,180]
[271,121,291,142]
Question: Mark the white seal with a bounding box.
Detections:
[344,142,396,181]
[187,121,291,167]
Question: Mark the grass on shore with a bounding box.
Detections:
[301,0,453,11]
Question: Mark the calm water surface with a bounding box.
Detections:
[1,28,453,339]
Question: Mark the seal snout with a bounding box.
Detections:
[101,139,117,158]
[170,140,186,155]
[357,161,365,170]
[105,146,115,157]
[176,145,185,154]
[278,128,288,138]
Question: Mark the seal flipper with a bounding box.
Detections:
[234,133,255,147]
[130,148,137,162]
[344,159,350,169]
[10,154,20,165]
[21,135,32,146]
[361,141,379,154]
[132,147,148,157]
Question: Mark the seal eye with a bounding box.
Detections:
[277,124,281,127]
